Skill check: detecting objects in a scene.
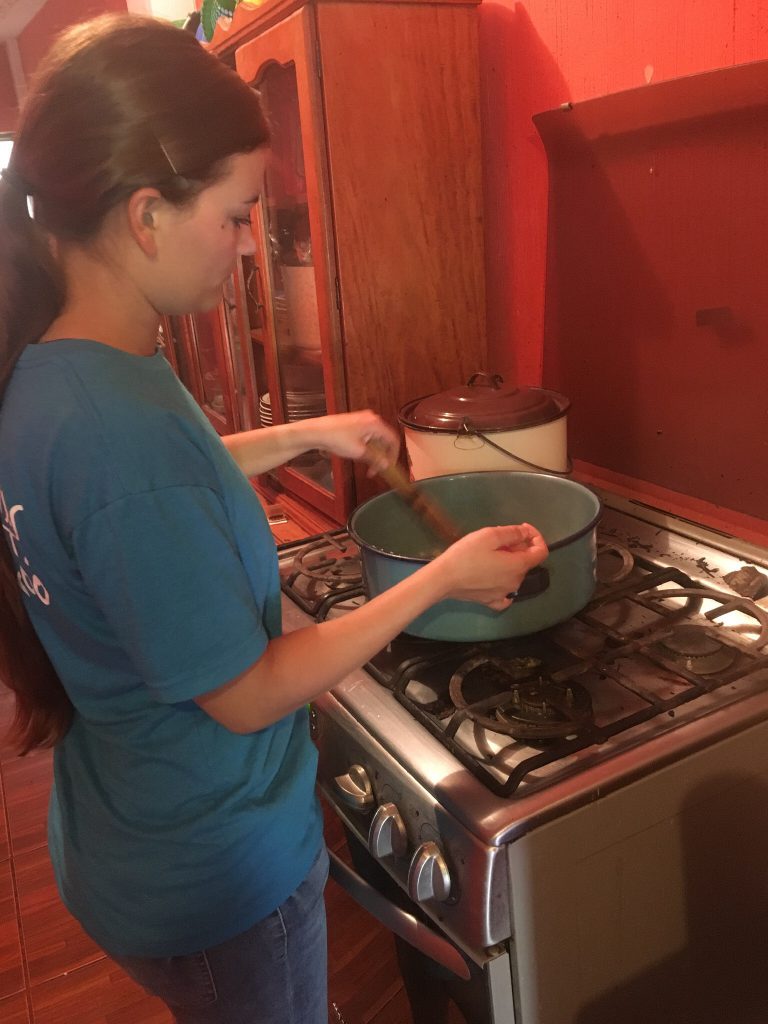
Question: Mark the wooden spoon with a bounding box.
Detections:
[365,440,463,549]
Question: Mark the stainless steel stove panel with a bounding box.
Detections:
[313,693,512,952]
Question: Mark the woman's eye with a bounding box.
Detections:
[232,216,251,228]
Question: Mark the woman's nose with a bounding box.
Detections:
[238,229,258,257]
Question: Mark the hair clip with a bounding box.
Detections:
[156,139,191,190]
[158,141,180,177]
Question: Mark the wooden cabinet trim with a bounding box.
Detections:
[236,7,346,418]
[236,8,353,520]
[208,0,482,56]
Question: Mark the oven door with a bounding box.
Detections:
[328,844,471,979]
[328,824,516,1024]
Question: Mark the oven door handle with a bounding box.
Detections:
[328,850,471,981]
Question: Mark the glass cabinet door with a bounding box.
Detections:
[256,61,333,495]
[221,266,258,431]
[159,315,199,398]
[188,307,239,434]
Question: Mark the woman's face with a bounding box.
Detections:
[148,148,266,315]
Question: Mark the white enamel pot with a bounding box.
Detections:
[399,372,570,480]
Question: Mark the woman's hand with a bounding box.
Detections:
[222,409,399,478]
[432,523,548,612]
[309,410,400,475]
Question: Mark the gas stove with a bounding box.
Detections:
[280,492,768,804]
[280,491,768,1023]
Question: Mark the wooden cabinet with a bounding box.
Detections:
[205,0,487,522]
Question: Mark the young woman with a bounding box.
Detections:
[0,14,547,1024]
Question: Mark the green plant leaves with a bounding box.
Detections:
[200,0,240,41]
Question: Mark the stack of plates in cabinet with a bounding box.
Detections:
[258,392,273,427]
[273,294,291,349]
[258,390,327,426]
[285,388,326,422]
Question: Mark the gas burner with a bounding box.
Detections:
[648,587,768,647]
[294,536,362,587]
[448,655,593,741]
[653,624,737,676]
[493,680,594,740]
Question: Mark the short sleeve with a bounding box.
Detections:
[71,485,269,703]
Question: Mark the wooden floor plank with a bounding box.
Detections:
[30,957,172,1024]
[0,858,24,999]
[0,988,29,1024]
[14,846,104,987]
[0,775,9,865]
[3,748,53,858]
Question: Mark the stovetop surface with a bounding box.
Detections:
[279,491,768,834]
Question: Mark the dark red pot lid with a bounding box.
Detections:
[399,373,570,432]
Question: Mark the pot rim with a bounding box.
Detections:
[348,471,602,562]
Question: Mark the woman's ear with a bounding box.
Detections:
[126,188,164,256]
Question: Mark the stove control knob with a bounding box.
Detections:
[368,802,408,859]
[408,841,452,903]
[333,764,374,810]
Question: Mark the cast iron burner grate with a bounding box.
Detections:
[279,530,364,619]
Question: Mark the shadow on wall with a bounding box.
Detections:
[479,3,569,385]
[533,106,673,482]
[577,772,768,1024]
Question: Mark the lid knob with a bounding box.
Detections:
[466,371,504,390]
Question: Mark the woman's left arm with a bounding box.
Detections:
[221,410,399,477]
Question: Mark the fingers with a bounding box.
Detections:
[362,422,399,467]
[315,411,400,468]
[360,419,400,476]
[495,522,545,549]
[440,521,548,609]
[363,435,397,476]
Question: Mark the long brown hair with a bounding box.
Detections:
[0,14,269,753]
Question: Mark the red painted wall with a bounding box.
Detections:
[16,0,128,80]
[0,46,16,132]
[479,0,768,387]
[0,0,128,131]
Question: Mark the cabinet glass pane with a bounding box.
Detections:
[240,250,271,428]
[161,316,195,394]
[257,61,332,494]
[222,271,252,429]
[190,309,227,419]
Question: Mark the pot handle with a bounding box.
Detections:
[462,424,574,476]
[466,371,504,389]
[508,565,550,602]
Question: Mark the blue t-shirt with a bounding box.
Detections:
[0,339,322,956]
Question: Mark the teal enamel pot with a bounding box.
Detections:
[348,471,601,641]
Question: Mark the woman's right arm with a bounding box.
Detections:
[195,524,547,733]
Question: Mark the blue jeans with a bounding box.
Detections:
[109,847,329,1024]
